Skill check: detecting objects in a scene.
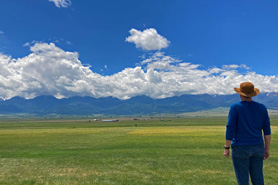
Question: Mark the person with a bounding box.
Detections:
[224,82,271,185]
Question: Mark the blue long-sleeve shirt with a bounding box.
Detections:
[226,101,271,146]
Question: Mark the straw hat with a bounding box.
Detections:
[234,82,260,98]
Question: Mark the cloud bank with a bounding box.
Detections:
[126,28,170,50]
[49,0,71,8]
[1,42,278,100]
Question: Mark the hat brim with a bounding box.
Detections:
[234,87,260,97]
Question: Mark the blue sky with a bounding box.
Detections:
[1,0,278,100]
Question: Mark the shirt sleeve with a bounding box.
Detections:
[263,107,271,135]
[226,105,237,140]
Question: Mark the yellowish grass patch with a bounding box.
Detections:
[270,125,278,133]
[128,126,225,136]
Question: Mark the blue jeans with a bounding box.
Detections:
[232,144,265,185]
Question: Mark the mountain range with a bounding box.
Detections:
[0,93,278,116]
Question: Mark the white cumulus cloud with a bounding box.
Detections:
[222,64,250,70]
[49,0,71,8]
[1,43,278,100]
[126,28,170,51]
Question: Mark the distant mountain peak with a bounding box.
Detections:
[0,94,277,116]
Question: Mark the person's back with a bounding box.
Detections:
[224,82,271,185]
[227,101,270,146]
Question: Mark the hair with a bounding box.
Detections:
[240,95,252,99]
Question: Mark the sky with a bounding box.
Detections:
[1,0,278,100]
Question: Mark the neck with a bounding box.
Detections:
[240,95,252,102]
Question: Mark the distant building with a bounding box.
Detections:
[101,119,119,122]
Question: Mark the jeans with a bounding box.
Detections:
[232,144,265,185]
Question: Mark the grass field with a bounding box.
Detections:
[0,117,277,185]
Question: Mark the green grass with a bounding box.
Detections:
[0,117,278,185]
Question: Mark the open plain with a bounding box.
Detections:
[0,117,277,185]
